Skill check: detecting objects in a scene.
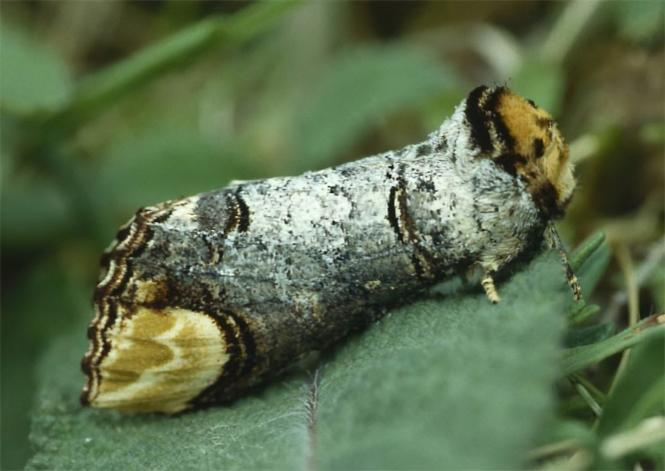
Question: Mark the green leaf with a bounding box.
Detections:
[28,250,572,469]
[315,253,570,469]
[294,44,457,169]
[561,314,665,376]
[0,21,73,115]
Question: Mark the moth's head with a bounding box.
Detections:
[465,85,576,218]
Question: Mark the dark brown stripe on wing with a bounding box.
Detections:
[387,185,403,243]
[396,181,418,244]
[223,194,240,233]
[188,308,256,408]
[235,191,250,233]
[227,311,257,377]
[388,173,435,280]
[214,313,244,380]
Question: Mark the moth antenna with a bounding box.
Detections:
[546,224,582,301]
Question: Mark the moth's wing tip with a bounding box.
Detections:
[85,307,230,414]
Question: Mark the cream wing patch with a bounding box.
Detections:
[91,307,228,413]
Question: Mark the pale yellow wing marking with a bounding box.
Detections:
[91,307,228,413]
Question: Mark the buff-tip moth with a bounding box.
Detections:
[81,85,581,414]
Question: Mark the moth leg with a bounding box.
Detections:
[481,271,500,304]
[545,224,582,301]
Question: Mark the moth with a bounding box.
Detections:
[82,85,580,414]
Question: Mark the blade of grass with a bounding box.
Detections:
[563,320,612,346]
[568,303,600,324]
[569,373,606,404]
[561,314,665,375]
[570,232,605,272]
[606,236,665,321]
[568,377,602,418]
[597,333,665,437]
[606,244,640,397]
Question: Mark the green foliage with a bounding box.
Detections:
[594,333,665,467]
[598,333,665,437]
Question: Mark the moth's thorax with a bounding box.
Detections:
[462,86,576,218]
[400,154,543,276]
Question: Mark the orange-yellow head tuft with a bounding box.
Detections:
[464,86,576,218]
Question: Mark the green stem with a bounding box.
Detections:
[569,376,602,418]
[570,373,606,404]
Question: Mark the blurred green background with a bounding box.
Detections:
[1,1,663,469]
